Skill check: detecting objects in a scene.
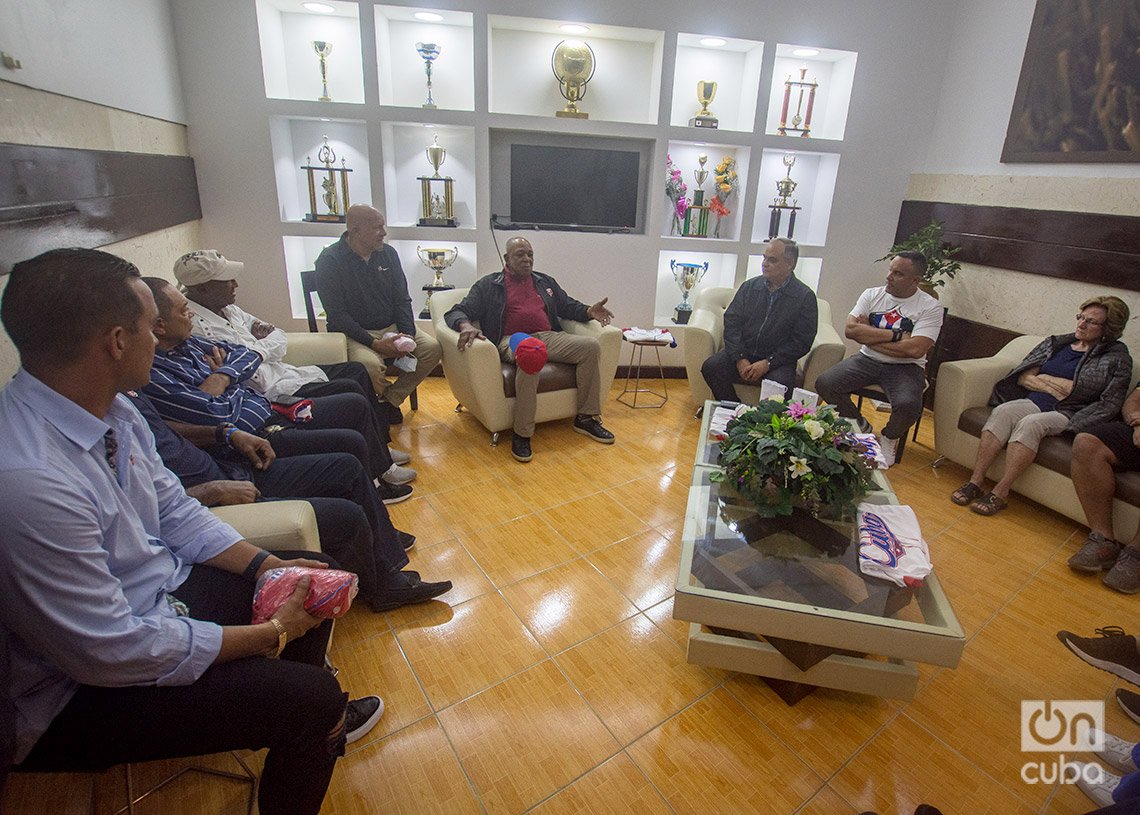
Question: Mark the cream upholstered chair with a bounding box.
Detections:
[429,287,622,445]
[682,286,845,406]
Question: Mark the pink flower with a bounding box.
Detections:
[675,198,689,218]
[786,402,815,419]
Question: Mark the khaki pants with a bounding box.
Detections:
[981,398,1069,453]
[347,326,442,407]
[498,331,602,438]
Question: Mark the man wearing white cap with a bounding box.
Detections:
[172,250,414,488]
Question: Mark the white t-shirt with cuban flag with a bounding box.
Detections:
[852,286,943,367]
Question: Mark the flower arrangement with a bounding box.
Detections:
[710,398,875,518]
[709,156,738,238]
[665,154,689,235]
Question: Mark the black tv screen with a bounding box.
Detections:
[510,144,639,230]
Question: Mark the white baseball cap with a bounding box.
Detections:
[173,250,244,287]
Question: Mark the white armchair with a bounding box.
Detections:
[682,286,845,405]
[429,288,622,444]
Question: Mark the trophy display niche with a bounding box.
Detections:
[417,135,457,227]
[689,80,719,129]
[416,42,441,109]
[312,40,333,102]
[416,245,458,319]
[670,259,709,324]
[302,136,352,223]
[683,154,711,238]
[767,153,801,240]
[777,66,819,137]
[552,40,596,119]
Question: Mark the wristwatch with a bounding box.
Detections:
[267,617,287,658]
[215,421,237,445]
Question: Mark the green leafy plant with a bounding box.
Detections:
[709,399,875,517]
[878,219,962,291]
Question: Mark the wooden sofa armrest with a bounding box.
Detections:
[211,500,321,553]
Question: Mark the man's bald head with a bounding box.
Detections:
[345,205,387,258]
[503,237,535,279]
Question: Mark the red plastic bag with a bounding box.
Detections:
[251,566,358,623]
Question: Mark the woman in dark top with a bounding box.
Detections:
[951,295,1132,516]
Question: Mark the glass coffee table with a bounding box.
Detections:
[674,401,965,703]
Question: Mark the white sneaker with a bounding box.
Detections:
[877,434,899,468]
[382,463,417,485]
[1090,728,1139,773]
[389,446,411,465]
[1072,760,1119,807]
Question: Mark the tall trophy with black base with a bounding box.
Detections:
[417,135,457,227]
[671,259,709,325]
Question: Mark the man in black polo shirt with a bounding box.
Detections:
[314,205,442,424]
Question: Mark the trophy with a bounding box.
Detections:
[301,136,352,223]
[416,135,457,227]
[670,259,709,324]
[683,155,711,238]
[552,40,595,119]
[415,42,441,109]
[777,66,819,137]
[416,245,458,318]
[312,40,333,102]
[689,80,719,129]
[767,153,801,239]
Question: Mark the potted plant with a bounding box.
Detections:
[878,219,962,297]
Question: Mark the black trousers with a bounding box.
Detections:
[267,391,392,480]
[251,452,409,601]
[700,347,798,401]
[19,552,345,815]
[312,361,392,444]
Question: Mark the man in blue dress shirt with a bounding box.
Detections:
[0,248,379,813]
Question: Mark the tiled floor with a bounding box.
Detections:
[5,378,1138,815]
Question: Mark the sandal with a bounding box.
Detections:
[970,492,1008,516]
[951,482,984,506]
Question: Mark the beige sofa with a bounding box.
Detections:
[682,286,846,406]
[429,288,622,444]
[933,335,1140,535]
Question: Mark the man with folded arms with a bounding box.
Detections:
[0,248,380,814]
[172,249,415,484]
[140,278,411,505]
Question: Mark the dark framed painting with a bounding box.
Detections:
[1001,0,1140,163]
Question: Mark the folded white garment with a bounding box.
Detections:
[856,502,932,588]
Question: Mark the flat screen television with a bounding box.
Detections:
[509,144,639,230]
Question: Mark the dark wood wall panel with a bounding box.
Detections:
[896,200,1140,292]
[0,143,202,274]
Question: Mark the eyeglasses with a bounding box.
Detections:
[1075,314,1106,327]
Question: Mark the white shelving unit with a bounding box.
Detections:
[664,140,750,241]
[764,43,857,141]
[256,0,365,104]
[670,34,764,132]
[750,148,840,247]
[374,6,475,110]
[269,116,370,222]
[653,250,738,326]
[380,123,477,228]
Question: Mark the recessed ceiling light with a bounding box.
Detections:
[303,3,335,13]
[560,24,589,34]
[793,48,820,57]
[319,117,331,121]
[700,37,727,47]
[414,11,444,22]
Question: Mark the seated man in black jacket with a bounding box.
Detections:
[700,239,818,402]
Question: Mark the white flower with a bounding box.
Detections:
[788,456,810,479]
[803,419,824,440]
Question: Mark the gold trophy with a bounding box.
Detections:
[777,66,819,137]
[552,40,596,119]
[767,153,801,239]
[684,155,711,237]
[312,40,333,102]
[670,260,709,324]
[689,80,719,129]
[301,136,352,223]
[416,245,458,318]
[417,135,457,227]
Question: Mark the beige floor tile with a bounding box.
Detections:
[829,713,1035,814]
[557,615,720,745]
[461,514,579,587]
[501,558,639,653]
[427,478,530,536]
[330,602,391,650]
[587,528,681,610]
[724,674,899,778]
[643,595,688,650]
[385,496,456,549]
[528,753,671,815]
[627,687,822,813]
[538,493,649,553]
[320,716,481,815]
[438,660,619,815]
[395,592,545,709]
[329,631,431,745]
[384,538,494,628]
[794,785,861,815]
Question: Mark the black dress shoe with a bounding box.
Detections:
[368,571,453,612]
[573,414,615,444]
[511,434,532,462]
[383,401,404,425]
[376,481,413,505]
[397,530,416,550]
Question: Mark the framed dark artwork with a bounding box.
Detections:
[1001,0,1140,163]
